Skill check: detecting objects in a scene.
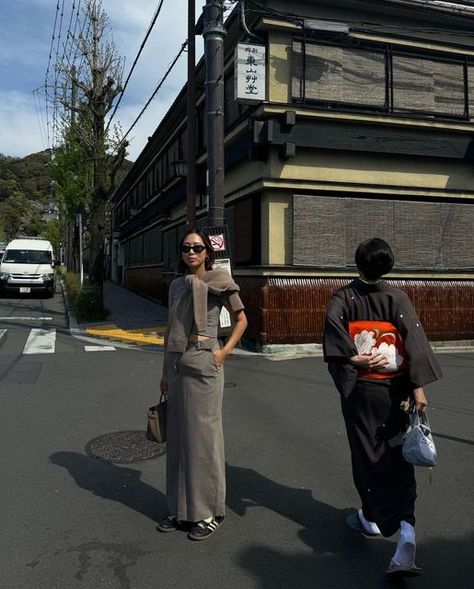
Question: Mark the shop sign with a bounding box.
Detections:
[235,43,266,103]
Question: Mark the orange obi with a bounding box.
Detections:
[349,320,406,380]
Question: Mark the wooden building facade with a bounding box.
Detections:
[111,0,474,347]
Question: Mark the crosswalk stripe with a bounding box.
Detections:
[0,328,122,355]
[0,317,53,321]
[84,345,116,352]
[22,328,56,354]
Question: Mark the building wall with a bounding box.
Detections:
[113,1,474,344]
[237,276,474,347]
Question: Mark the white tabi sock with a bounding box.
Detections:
[358,509,381,535]
[393,520,416,566]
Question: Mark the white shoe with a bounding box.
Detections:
[358,509,381,536]
[392,521,417,569]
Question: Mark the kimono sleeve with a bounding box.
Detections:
[323,291,359,398]
[393,291,442,387]
[323,292,358,361]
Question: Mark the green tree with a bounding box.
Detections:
[43,219,61,254]
[1,193,28,240]
[23,209,46,237]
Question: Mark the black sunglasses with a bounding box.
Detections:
[181,244,206,254]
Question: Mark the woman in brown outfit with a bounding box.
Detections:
[157,229,247,541]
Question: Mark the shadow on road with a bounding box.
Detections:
[226,464,473,589]
[49,451,166,523]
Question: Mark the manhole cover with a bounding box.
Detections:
[85,430,166,463]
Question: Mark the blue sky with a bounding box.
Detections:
[0,0,208,161]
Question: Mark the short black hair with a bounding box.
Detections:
[355,238,394,280]
[178,228,215,274]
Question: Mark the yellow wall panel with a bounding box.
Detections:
[274,150,474,191]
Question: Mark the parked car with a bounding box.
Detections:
[0,238,59,297]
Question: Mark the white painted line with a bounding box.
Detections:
[0,329,7,340]
[0,317,53,321]
[84,345,116,352]
[23,329,56,354]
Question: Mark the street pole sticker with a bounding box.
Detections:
[210,234,226,251]
[213,258,232,328]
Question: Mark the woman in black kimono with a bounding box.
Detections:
[323,238,442,577]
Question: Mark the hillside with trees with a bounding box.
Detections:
[0,150,53,242]
[0,149,132,247]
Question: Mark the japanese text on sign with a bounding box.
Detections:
[235,43,266,103]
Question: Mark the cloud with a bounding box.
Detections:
[0,0,209,160]
[0,91,48,157]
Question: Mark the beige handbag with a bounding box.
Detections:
[146,393,167,443]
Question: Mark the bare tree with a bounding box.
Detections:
[52,0,128,302]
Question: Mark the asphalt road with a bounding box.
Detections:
[0,292,472,589]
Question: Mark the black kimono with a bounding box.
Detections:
[323,279,442,537]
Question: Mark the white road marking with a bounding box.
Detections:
[0,317,53,321]
[84,345,116,352]
[0,329,7,340]
[23,329,56,354]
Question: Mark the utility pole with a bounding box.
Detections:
[203,0,226,228]
[186,0,197,227]
[67,65,77,272]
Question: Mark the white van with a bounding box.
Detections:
[0,238,58,297]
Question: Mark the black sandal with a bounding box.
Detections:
[188,516,224,541]
[157,515,182,533]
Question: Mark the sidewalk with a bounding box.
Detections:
[78,281,168,346]
[66,281,474,354]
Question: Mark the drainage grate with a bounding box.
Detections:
[85,430,166,463]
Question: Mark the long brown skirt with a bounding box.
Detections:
[340,378,416,537]
[165,339,225,522]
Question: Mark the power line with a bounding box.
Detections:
[105,0,167,133]
[62,0,80,68]
[52,0,67,148]
[33,88,49,152]
[60,0,77,65]
[119,40,188,147]
[44,1,61,150]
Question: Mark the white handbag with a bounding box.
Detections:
[402,408,437,467]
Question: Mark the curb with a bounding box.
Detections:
[84,325,165,347]
[60,280,474,355]
[61,279,164,347]
[60,277,82,337]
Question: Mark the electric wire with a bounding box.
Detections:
[119,40,188,147]
[33,88,49,152]
[52,0,67,148]
[44,1,61,150]
[105,0,167,133]
[62,0,81,68]
[59,0,76,66]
